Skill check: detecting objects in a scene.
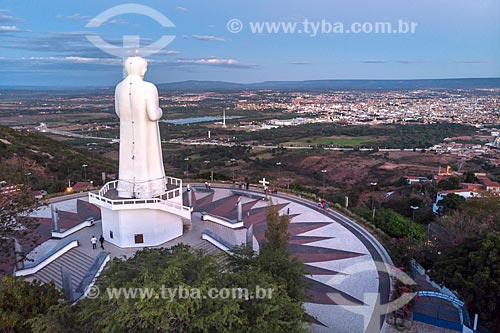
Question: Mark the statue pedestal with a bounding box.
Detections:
[89,178,191,248]
[100,207,183,248]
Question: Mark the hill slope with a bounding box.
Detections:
[0,125,116,193]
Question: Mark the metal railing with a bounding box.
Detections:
[89,177,191,218]
[155,188,181,201]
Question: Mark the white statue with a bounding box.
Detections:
[115,56,166,199]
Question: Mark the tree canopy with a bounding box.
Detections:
[430,233,500,332]
[0,276,61,332]
[0,187,41,270]
[264,203,290,251]
[30,244,308,333]
[438,193,466,214]
[440,193,500,243]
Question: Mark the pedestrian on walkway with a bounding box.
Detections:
[205,181,208,189]
[91,235,97,250]
[99,235,105,250]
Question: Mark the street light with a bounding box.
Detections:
[184,157,190,178]
[82,164,88,182]
[24,172,32,188]
[410,205,419,222]
[276,162,282,181]
[321,169,327,188]
[230,158,236,182]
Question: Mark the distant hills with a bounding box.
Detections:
[1,78,500,91]
[157,78,500,91]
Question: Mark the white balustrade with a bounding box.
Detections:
[89,176,191,219]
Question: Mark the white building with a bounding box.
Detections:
[433,189,481,213]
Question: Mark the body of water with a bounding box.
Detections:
[161,116,242,125]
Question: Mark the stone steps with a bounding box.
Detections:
[29,248,96,291]
[192,240,223,256]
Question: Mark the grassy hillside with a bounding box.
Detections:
[0,125,116,193]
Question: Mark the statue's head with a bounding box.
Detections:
[125,56,148,78]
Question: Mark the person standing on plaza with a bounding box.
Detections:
[99,235,105,250]
[91,235,97,250]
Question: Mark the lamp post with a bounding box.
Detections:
[321,169,327,188]
[25,172,32,187]
[230,158,236,182]
[184,157,190,178]
[82,164,88,183]
[276,162,282,181]
[276,162,282,188]
[410,205,419,222]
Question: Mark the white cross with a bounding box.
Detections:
[259,177,269,187]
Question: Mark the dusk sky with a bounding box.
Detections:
[1,0,499,87]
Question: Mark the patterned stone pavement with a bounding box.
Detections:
[191,188,385,333]
[22,187,390,333]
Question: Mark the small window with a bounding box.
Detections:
[134,234,144,244]
[109,230,114,239]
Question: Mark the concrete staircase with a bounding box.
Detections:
[28,248,95,291]
[192,240,224,256]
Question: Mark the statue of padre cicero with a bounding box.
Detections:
[115,56,166,199]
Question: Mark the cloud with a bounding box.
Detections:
[57,13,91,21]
[62,56,121,65]
[0,31,161,58]
[395,60,428,64]
[0,31,105,56]
[289,61,311,65]
[87,18,128,26]
[360,60,387,64]
[58,13,127,25]
[0,10,21,24]
[357,60,429,64]
[0,25,23,32]
[175,6,188,12]
[0,56,114,76]
[184,35,225,42]
[175,58,256,68]
[152,50,181,56]
[455,60,489,64]
[4,56,120,65]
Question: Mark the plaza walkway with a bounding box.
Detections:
[23,185,392,333]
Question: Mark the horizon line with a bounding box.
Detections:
[1,77,500,90]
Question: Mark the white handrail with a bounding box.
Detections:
[89,179,191,219]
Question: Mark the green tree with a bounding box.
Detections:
[254,246,306,303]
[437,176,461,190]
[440,193,500,243]
[371,208,425,242]
[462,171,479,184]
[430,233,500,332]
[438,193,466,214]
[264,203,290,251]
[0,276,62,332]
[1,186,41,269]
[31,244,308,333]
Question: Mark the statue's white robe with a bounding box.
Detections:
[115,74,166,199]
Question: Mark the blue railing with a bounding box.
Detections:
[74,251,110,301]
[202,229,235,250]
[22,237,79,270]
